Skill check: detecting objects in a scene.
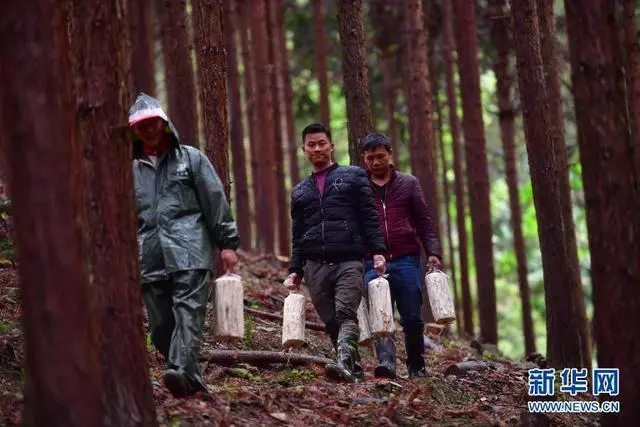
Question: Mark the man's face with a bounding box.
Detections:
[302,132,334,168]
[363,145,392,177]
[132,117,165,146]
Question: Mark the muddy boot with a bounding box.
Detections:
[405,331,427,378]
[325,330,358,382]
[374,336,397,378]
[351,346,365,382]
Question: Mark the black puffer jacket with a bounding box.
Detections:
[289,163,386,276]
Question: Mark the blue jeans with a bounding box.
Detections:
[364,255,424,335]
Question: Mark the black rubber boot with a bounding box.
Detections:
[351,346,365,382]
[325,330,359,382]
[405,332,427,378]
[374,336,397,378]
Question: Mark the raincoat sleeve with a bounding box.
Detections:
[355,169,386,256]
[289,190,305,277]
[410,177,442,259]
[192,151,240,250]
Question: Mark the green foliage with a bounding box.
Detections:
[244,314,255,347]
[271,368,315,387]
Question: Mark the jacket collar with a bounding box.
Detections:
[309,162,339,179]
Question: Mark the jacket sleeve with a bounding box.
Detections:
[410,177,442,259]
[192,151,240,250]
[355,169,386,256]
[288,190,305,276]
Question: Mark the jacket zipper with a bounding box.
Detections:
[381,185,392,260]
[314,177,326,260]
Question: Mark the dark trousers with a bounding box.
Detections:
[142,269,211,392]
[304,260,364,345]
[364,255,424,335]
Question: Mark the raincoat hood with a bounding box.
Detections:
[128,93,180,158]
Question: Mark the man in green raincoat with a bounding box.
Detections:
[128,93,240,397]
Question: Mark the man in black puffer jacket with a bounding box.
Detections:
[284,123,387,382]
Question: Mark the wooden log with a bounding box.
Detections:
[282,292,306,348]
[425,269,456,324]
[244,307,326,331]
[212,273,245,342]
[367,276,395,336]
[357,297,373,345]
[205,350,333,366]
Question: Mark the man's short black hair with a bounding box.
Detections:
[302,123,331,144]
[360,132,392,152]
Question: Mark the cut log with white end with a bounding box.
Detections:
[212,272,245,342]
[425,269,456,324]
[367,276,395,336]
[357,297,373,345]
[282,292,306,348]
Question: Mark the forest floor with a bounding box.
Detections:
[0,252,600,426]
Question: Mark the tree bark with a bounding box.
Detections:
[238,0,261,250]
[68,0,159,424]
[337,0,373,166]
[193,0,231,201]
[453,0,497,344]
[536,0,590,368]
[251,0,277,254]
[224,0,251,250]
[565,0,640,423]
[488,0,535,356]
[512,0,588,369]
[206,350,333,366]
[156,0,198,147]
[442,0,473,337]
[623,0,640,171]
[0,2,103,425]
[128,3,155,95]
[403,0,440,233]
[312,0,331,126]
[267,0,290,257]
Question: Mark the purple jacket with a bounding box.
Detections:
[366,166,442,261]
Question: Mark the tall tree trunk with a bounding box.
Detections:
[156,0,198,147]
[623,0,640,171]
[251,0,277,254]
[128,3,155,95]
[566,0,640,423]
[193,0,231,199]
[0,3,103,425]
[537,0,590,368]
[312,0,331,126]
[276,0,300,185]
[337,0,373,166]
[512,0,587,368]
[239,0,261,250]
[267,0,290,256]
[488,0,535,356]
[433,71,462,335]
[68,0,159,425]
[442,0,473,336]
[453,0,497,344]
[224,0,251,250]
[403,0,440,232]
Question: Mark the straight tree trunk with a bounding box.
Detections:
[276,0,300,185]
[224,0,251,249]
[68,1,158,424]
[403,0,440,232]
[156,0,198,147]
[488,0,535,356]
[442,0,473,336]
[251,0,277,254]
[0,2,103,425]
[238,0,261,250]
[128,3,155,95]
[193,0,231,199]
[337,0,373,166]
[537,0,590,368]
[453,0,497,344]
[512,0,587,368]
[267,0,290,256]
[312,0,331,126]
[565,0,640,423]
[623,0,640,171]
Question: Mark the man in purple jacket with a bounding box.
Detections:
[360,132,442,378]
